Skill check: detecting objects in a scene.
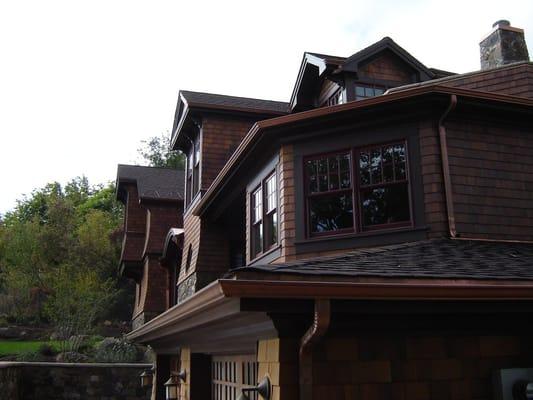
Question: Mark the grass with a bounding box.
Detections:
[0,340,61,356]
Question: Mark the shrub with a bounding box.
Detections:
[93,337,139,363]
[38,343,57,357]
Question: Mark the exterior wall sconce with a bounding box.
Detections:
[237,376,271,400]
[139,367,154,388]
[164,370,187,400]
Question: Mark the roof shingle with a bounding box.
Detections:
[235,239,533,281]
[116,164,185,202]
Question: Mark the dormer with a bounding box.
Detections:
[290,37,452,112]
[171,90,289,211]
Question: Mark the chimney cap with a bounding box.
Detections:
[493,20,511,28]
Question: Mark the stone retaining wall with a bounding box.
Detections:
[0,362,152,400]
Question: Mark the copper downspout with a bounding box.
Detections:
[438,94,458,238]
[299,299,331,400]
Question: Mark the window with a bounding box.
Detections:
[192,135,200,196]
[305,142,411,237]
[185,245,193,272]
[305,152,353,234]
[326,88,345,106]
[355,84,385,100]
[212,355,258,400]
[185,134,201,207]
[251,187,263,257]
[250,172,278,259]
[359,143,410,228]
[264,174,278,249]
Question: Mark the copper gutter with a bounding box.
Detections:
[299,299,330,400]
[438,94,458,238]
[193,86,533,217]
[219,279,533,300]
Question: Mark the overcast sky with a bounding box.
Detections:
[1,0,532,214]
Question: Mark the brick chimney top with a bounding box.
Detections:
[480,20,530,70]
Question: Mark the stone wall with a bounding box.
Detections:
[0,362,151,400]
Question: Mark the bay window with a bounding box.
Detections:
[305,142,411,237]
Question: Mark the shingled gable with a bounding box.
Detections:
[116,164,185,203]
[170,90,289,150]
[290,37,440,111]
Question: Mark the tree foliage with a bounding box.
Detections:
[137,132,185,169]
[0,177,127,328]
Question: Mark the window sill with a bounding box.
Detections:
[296,225,428,244]
[184,190,205,217]
[248,244,282,266]
[294,225,429,254]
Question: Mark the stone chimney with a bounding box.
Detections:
[480,20,529,70]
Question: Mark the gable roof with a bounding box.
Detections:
[171,90,289,150]
[116,164,185,203]
[341,37,435,79]
[232,239,533,281]
[180,91,289,114]
[290,37,439,111]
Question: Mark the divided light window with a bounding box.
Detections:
[306,152,353,235]
[250,172,278,259]
[305,142,411,237]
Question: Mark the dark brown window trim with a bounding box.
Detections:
[249,169,279,260]
[303,140,413,239]
[294,226,429,255]
[184,189,205,216]
[248,244,282,266]
[295,225,426,245]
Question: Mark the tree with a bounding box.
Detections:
[137,132,185,169]
[0,178,127,326]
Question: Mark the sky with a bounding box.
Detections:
[1,0,532,214]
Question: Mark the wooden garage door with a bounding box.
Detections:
[212,355,258,400]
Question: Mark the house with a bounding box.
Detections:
[118,20,533,400]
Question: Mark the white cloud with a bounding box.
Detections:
[0,0,532,213]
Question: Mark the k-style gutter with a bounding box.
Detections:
[127,277,533,343]
[192,85,533,217]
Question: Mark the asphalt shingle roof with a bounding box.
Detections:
[180,90,290,114]
[237,239,533,281]
[116,164,185,201]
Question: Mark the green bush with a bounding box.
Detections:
[93,337,139,363]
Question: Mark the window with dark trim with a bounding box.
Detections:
[250,171,278,259]
[305,152,353,235]
[185,134,201,207]
[251,186,263,257]
[355,84,385,100]
[185,244,193,272]
[192,135,200,196]
[359,143,410,229]
[304,142,411,237]
[325,88,345,106]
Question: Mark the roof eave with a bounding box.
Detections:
[193,86,533,218]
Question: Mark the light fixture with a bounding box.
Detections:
[164,370,187,400]
[139,367,154,388]
[164,374,179,400]
[237,376,271,400]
